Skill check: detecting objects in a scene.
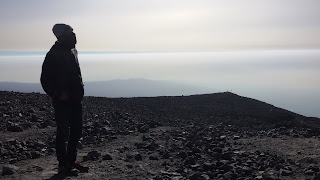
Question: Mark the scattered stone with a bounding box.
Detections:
[126,164,133,168]
[233,135,240,140]
[159,170,181,176]
[280,169,293,176]
[34,141,46,148]
[149,154,159,160]
[177,151,188,159]
[7,123,23,132]
[203,162,214,171]
[77,141,83,150]
[102,153,113,160]
[314,172,320,180]
[30,151,41,159]
[31,115,38,122]
[213,147,223,153]
[138,124,150,133]
[184,156,196,165]
[219,135,227,140]
[190,164,201,170]
[9,158,17,164]
[306,169,316,175]
[189,172,203,180]
[134,153,142,161]
[28,109,36,113]
[0,90,320,179]
[84,150,101,161]
[32,165,44,171]
[2,165,19,175]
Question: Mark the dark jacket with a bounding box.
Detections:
[41,42,84,102]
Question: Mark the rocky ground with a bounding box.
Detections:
[1,91,320,180]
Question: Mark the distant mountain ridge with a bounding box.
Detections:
[0,79,211,97]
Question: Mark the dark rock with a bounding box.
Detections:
[213,147,223,154]
[224,171,239,180]
[125,153,133,161]
[306,169,316,175]
[34,141,46,148]
[31,151,41,159]
[28,109,36,113]
[126,164,133,168]
[192,147,201,154]
[142,135,154,141]
[148,121,158,128]
[220,163,233,172]
[262,172,279,180]
[38,121,50,128]
[280,169,293,176]
[33,165,44,171]
[177,151,188,159]
[77,141,83,150]
[102,153,113,160]
[185,141,194,148]
[21,122,32,129]
[305,165,320,174]
[189,172,204,180]
[161,161,169,166]
[2,165,19,175]
[7,138,18,145]
[219,135,227,141]
[298,157,318,164]
[9,158,17,164]
[314,172,320,180]
[134,141,158,151]
[138,124,150,133]
[149,154,159,160]
[233,135,240,140]
[134,153,142,161]
[203,162,214,171]
[84,150,101,161]
[274,164,284,170]
[161,151,171,159]
[184,156,196,165]
[242,166,253,175]
[190,164,201,170]
[221,152,232,160]
[7,123,23,132]
[201,174,210,180]
[31,115,38,122]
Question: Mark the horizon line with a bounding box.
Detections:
[1,48,320,56]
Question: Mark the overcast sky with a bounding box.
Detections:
[1,0,320,51]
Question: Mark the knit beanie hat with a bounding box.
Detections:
[52,24,73,38]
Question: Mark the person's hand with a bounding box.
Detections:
[59,92,69,101]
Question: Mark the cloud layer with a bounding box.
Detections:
[1,0,320,51]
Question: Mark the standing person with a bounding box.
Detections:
[40,23,88,173]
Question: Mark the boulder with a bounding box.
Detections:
[2,164,19,175]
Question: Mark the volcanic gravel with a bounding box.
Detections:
[1,91,320,179]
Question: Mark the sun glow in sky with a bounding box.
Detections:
[1,0,320,51]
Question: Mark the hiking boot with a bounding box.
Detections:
[58,164,72,173]
[72,161,89,173]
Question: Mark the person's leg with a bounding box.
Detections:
[67,101,83,164]
[54,101,72,167]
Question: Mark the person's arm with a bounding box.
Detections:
[40,53,56,98]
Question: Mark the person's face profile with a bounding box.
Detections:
[58,31,77,45]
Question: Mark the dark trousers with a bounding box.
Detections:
[53,100,83,165]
